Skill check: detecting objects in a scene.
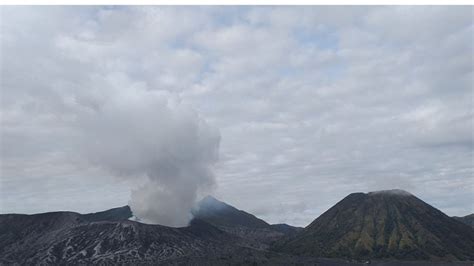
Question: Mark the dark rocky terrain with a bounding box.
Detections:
[1,190,473,265]
[82,205,133,222]
[0,209,305,264]
[271,223,304,236]
[273,190,474,261]
[192,195,301,249]
[452,214,474,228]
[0,197,310,265]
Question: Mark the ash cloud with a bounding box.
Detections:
[76,78,220,227]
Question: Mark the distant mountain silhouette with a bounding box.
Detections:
[192,195,270,229]
[82,205,132,222]
[270,223,303,236]
[191,195,300,249]
[273,189,474,261]
[452,214,474,228]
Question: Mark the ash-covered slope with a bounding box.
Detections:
[274,189,474,261]
[5,207,308,265]
[0,211,241,264]
[0,201,307,265]
[3,192,472,264]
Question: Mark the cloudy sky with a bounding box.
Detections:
[1,6,473,226]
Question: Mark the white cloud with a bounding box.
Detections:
[1,6,472,226]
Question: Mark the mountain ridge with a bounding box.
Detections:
[452,214,474,228]
[191,195,300,249]
[273,189,474,261]
[1,190,473,264]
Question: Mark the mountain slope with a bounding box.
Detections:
[0,200,305,264]
[191,196,285,248]
[192,196,270,228]
[274,189,474,261]
[192,196,303,246]
[82,205,132,222]
[0,209,326,265]
[452,214,474,228]
[0,210,270,264]
[271,223,303,236]
[3,192,472,264]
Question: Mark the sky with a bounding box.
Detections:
[0,6,473,227]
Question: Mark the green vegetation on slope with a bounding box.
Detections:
[274,190,474,261]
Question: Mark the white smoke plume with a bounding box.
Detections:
[75,75,220,227]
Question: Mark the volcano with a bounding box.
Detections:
[192,196,301,249]
[274,189,474,261]
[1,190,473,264]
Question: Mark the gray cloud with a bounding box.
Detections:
[1,6,472,227]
